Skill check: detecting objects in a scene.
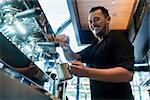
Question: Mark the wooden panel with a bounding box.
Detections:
[76,0,136,30]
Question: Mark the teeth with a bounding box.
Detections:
[94,27,99,30]
[92,26,99,30]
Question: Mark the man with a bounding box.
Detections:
[48,6,134,99]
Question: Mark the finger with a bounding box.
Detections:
[46,34,51,39]
[70,64,77,68]
[61,35,68,42]
[70,60,79,63]
[46,34,54,41]
[71,60,82,65]
[55,37,65,43]
[70,66,80,76]
[70,60,77,64]
[70,65,79,71]
[62,37,66,42]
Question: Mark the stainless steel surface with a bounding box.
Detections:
[0,70,51,100]
[0,0,57,63]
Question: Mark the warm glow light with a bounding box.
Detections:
[111,0,116,4]
[134,63,149,67]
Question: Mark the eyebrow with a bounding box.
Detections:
[88,16,100,21]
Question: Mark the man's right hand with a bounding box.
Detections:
[46,34,70,49]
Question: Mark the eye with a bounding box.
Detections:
[94,17,100,21]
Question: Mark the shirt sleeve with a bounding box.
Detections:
[112,33,134,72]
[77,45,93,63]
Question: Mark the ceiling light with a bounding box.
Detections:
[111,0,116,4]
[112,13,117,17]
[134,63,149,67]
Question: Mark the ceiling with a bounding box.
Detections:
[68,0,138,30]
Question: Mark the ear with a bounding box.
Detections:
[106,16,111,24]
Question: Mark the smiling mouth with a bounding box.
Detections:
[94,27,99,30]
[93,26,100,31]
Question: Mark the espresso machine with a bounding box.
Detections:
[0,0,72,99]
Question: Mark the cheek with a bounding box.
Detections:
[100,20,105,25]
[99,21,107,29]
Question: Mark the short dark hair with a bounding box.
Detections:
[89,6,109,17]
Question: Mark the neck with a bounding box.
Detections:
[104,27,110,36]
[98,29,110,40]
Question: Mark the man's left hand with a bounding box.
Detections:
[70,60,88,77]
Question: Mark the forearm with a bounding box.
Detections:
[62,46,81,61]
[85,67,133,83]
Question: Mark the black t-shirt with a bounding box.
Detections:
[77,32,134,99]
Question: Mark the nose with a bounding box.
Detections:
[89,22,94,30]
[91,21,97,29]
[89,20,97,30]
